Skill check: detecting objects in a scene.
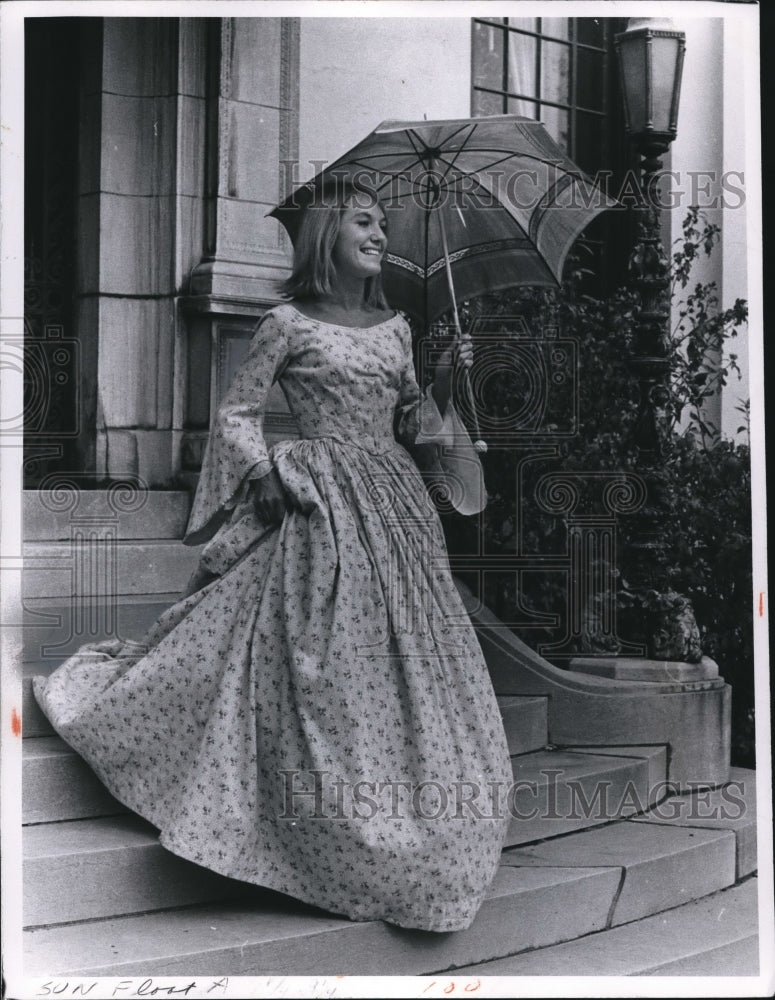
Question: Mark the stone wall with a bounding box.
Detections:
[85,17,299,487]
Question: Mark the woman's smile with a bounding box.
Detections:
[332,201,388,279]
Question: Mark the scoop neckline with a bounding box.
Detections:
[285,302,398,331]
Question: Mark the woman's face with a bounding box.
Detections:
[331,198,388,282]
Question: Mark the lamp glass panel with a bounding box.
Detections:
[651,36,681,133]
[618,39,647,132]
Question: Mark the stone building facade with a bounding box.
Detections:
[23,14,749,490]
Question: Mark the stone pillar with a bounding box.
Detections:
[178,17,300,485]
[83,18,184,486]
[81,17,299,486]
[189,17,299,303]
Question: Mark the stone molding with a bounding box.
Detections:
[192,16,298,299]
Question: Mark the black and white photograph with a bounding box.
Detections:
[1,1,772,996]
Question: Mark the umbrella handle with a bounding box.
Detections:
[461,356,487,455]
[437,205,487,454]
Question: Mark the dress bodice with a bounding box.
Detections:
[184,303,427,543]
[271,304,413,452]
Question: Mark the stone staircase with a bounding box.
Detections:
[19,490,761,978]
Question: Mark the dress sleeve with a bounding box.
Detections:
[393,320,487,516]
[184,310,291,544]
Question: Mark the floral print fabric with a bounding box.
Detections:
[34,304,512,932]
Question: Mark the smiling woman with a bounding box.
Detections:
[331,202,388,276]
[34,177,511,934]
[280,183,391,324]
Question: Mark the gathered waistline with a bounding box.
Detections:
[273,432,405,457]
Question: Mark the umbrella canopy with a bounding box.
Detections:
[269,115,616,327]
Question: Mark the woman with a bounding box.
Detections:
[34,181,513,933]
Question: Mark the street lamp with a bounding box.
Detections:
[614,17,702,663]
[615,18,685,176]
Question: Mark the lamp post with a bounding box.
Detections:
[615,16,685,459]
[614,18,702,662]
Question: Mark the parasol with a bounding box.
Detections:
[270,115,615,447]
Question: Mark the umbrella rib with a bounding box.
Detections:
[334,159,423,201]
[404,122,474,158]
[455,147,584,175]
[405,129,427,160]
[336,151,423,167]
[417,122,473,148]
[434,124,479,185]
[342,157,417,178]
[426,151,585,203]
[333,148,584,202]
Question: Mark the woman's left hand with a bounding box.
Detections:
[432,335,474,414]
[437,335,474,372]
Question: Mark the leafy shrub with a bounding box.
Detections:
[429,209,754,766]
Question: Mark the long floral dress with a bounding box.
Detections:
[34,303,512,933]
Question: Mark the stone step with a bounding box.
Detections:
[22,747,670,925]
[23,541,201,599]
[21,664,56,738]
[504,745,667,846]
[23,815,254,928]
[22,596,178,667]
[630,765,758,880]
[23,775,756,976]
[452,877,760,976]
[24,862,624,975]
[23,489,192,542]
[499,694,547,756]
[22,773,756,970]
[23,736,128,824]
[501,816,738,925]
[643,931,760,976]
[21,722,654,833]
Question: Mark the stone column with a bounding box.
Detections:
[188,17,299,305]
[178,17,300,485]
[83,18,184,486]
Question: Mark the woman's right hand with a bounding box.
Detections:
[249,469,289,524]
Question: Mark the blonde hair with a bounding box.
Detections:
[280,179,389,308]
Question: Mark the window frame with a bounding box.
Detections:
[470,15,633,292]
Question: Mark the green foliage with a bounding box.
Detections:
[437,209,754,766]
[669,206,749,446]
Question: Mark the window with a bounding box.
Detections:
[472,17,631,291]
